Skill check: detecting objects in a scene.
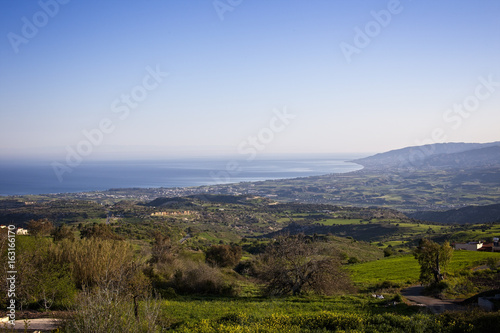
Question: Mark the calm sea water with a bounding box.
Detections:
[0,156,363,196]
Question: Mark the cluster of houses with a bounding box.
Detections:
[151,210,194,217]
[454,237,500,252]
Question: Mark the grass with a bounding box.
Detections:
[381,240,408,248]
[347,254,420,287]
[160,294,408,325]
[347,250,500,287]
[157,295,500,332]
[448,250,500,272]
[317,218,363,225]
[449,224,500,242]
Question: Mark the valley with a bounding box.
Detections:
[2,142,500,332]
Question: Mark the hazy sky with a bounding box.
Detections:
[1,0,499,161]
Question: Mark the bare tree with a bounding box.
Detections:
[259,234,352,296]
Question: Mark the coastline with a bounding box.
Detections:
[0,157,364,197]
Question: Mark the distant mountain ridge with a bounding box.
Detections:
[352,141,500,170]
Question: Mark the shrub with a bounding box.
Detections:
[51,224,75,242]
[60,288,161,333]
[370,280,401,293]
[234,260,260,277]
[486,257,499,270]
[0,236,77,310]
[205,244,242,268]
[170,261,238,296]
[52,238,148,296]
[348,257,360,264]
[79,224,123,240]
[392,293,403,302]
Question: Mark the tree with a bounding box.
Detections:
[413,239,453,285]
[258,234,352,296]
[150,232,176,265]
[26,219,54,237]
[205,244,242,268]
[80,223,123,240]
[383,247,394,257]
[51,224,75,242]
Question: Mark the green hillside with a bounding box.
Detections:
[348,250,500,287]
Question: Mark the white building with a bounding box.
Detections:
[16,228,29,235]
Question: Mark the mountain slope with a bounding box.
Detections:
[409,203,500,224]
[422,146,500,169]
[352,141,500,170]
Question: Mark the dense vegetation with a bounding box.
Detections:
[1,194,500,332]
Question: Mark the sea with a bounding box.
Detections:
[0,155,364,196]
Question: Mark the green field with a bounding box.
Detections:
[163,295,372,324]
[348,255,419,286]
[348,250,500,287]
[449,224,500,242]
[317,218,363,225]
[158,295,437,332]
[155,294,500,332]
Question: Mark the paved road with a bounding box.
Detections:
[401,285,462,314]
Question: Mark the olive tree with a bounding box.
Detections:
[413,239,453,285]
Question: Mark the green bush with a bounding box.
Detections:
[0,236,77,310]
[348,256,361,264]
[170,261,238,296]
[205,245,242,268]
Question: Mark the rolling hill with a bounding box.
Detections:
[410,203,500,224]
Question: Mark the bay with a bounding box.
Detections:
[0,156,364,196]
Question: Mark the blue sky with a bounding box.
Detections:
[1,0,499,161]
